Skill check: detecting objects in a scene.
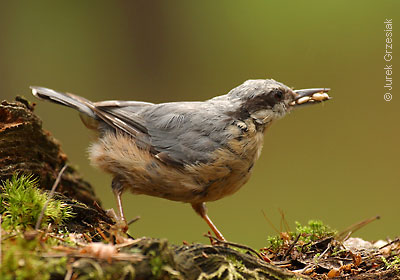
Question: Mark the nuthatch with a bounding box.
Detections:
[31,79,330,240]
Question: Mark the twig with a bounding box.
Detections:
[283,233,301,259]
[261,210,280,234]
[115,237,145,249]
[96,227,110,243]
[204,233,265,261]
[379,237,400,250]
[337,215,380,241]
[127,216,141,225]
[278,208,291,233]
[297,243,332,274]
[316,243,331,261]
[297,263,314,274]
[35,164,68,230]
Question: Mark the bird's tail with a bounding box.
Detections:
[30,86,96,119]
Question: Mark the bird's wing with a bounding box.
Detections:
[98,101,233,166]
[94,100,153,135]
[31,86,233,166]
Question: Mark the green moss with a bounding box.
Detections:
[226,255,245,271]
[149,250,165,278]
[382,256,400,270]
[0,174,74,230]
[266,220,336,252]
[0,234,67,280]
[266,235,286,251]
[294,220,336,243]
[0,174,76,278]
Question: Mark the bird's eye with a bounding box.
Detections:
[273,90,284,101]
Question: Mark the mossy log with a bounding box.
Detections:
[0,98,99,206]
[0,98,113,233]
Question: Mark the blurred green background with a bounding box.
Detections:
[0,1,398,248]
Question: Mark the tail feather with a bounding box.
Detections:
[30,86,96,118]
[30,86,149,138]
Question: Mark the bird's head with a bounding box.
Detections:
[227,79,330,126]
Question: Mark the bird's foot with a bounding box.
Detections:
[206,231,228,246]
[106,208,129,233]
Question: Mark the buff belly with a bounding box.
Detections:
[89,127,264,204]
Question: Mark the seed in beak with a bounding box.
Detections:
[297,96,311,104]
[311,92,330,101]
[290,91,331,106]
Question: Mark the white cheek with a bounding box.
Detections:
[250,109,272,124]
[273,104,287,119]
[250,104,288,124]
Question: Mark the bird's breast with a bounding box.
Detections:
[189,119,265,201]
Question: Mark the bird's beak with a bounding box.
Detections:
[290,88,331,106]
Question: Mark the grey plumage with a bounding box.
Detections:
[31,79,330,240]
[31,79,292,166]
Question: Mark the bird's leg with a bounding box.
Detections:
[191,202,226,241]
[112,176,128,232]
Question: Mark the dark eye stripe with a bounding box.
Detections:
[274,90,284,101]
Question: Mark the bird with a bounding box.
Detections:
[31,79,330,240]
